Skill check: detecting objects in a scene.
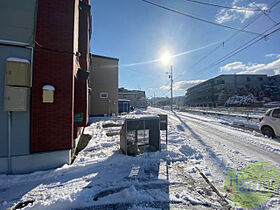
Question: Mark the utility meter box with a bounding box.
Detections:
[4,86,30,111]
[5,57,31,87]
[42,85,55,103]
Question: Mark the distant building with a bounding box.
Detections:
[174,96,185,107]
[89,54,119,116]
[119,88,147,108]
[151,97,170,107]
[185,74,280,107]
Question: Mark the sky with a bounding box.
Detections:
[90,0,280,98]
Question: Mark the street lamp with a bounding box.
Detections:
[160,53,173,111]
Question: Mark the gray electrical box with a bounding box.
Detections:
[4,86,30,111]
[120,116,161,156]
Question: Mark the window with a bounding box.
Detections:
[272,109,280,118]
[259,77,263,81]
[99,92,108,99]
[247,77,251,82]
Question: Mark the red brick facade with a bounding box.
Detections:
[31,0,90,153]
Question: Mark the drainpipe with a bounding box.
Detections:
[27,46,34,87]
[8,111,12,174]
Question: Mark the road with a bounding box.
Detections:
[149,107,280,190]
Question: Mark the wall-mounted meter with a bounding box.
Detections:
[42,85,55,103]
[4,86,30,111]
[5,57,31,87]
[4,57,31,112]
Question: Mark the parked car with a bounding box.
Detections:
[259,107,280,137]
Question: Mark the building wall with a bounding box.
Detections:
[89,54,119,116]
[31,0,80,153]
[0,0,91,173]
[119,89,147,108]
[0,0,37,45]
[0,46,31,157]
[74,0,91,137]
[0,0,37,158]
[185,74,270,107]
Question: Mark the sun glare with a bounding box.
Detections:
[160,53,171,65]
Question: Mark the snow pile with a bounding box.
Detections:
[225,94,258,106]
[98,185,153,204]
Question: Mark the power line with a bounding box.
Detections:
[140,0,261,35]
[248,0,277,24]
[183,12,265,74]
[194,22,280,77]
[184,0,261,12]
[213,25,280,67]
[34,40,80,56]
[174,0,280,82]
[270,0,280,10]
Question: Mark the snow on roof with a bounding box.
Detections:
[42,85,55,91]
[7,57,30,64]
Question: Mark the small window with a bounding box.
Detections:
[259,77,263,81]
[247,77,250,82]
[99,92,108,98]
[272,109,280,118]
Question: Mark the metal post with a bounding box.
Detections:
[170,65,173,112]
[8,111,12,174]
[125,120,127,155]
[158,118,161,151]
[143,119,146,153]
[166,117,168,145]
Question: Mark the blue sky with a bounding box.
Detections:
[90,0,280,98]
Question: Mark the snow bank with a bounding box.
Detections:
[97,185,153,204]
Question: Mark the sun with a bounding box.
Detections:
[160,52,171,65]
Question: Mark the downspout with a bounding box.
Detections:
[8,111,12,174]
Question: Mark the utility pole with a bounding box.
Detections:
[170,65,173,111]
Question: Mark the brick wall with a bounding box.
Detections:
[31,0,78,153]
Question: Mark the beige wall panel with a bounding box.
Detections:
[89,55,118,116]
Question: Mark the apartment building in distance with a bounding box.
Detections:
[119,88,147,108]
[185,74,280,107]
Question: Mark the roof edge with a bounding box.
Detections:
[91,54,119,61]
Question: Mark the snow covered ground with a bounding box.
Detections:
[1,107,280,209]
[184,109,261,131]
